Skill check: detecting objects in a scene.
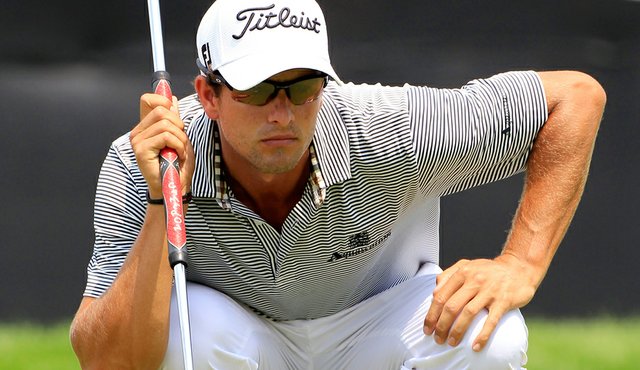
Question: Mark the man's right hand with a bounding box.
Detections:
[130,93,195,199]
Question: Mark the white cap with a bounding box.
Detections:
[196,0,341,90]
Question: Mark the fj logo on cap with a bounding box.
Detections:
[201,43,212,69]
[233,5,322,40]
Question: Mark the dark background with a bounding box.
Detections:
[1,0,638,323]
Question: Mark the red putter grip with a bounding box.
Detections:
[153,71,188,267]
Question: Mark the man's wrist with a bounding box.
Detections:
[496,252,545,289]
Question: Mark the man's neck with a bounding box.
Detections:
[223,152,311,232]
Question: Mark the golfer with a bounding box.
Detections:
[70,0,606,368]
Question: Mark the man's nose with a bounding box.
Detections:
[267,89,294,125]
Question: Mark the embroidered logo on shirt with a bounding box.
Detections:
[328,231,391,262]
[349,231,370,249]
[502,96,512,135]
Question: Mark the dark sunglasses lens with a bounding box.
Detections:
[230,77,326,106]
[232,83,276,105]
[289,78,326,105]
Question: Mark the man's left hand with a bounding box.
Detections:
[423,254,537,352]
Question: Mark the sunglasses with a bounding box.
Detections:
[197,59,328,106]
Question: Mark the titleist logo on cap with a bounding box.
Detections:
[233,4,322,40]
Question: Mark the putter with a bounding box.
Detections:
[146,0,194,369]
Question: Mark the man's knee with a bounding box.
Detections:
[467,310,528,370]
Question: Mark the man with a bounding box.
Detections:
[70,0,606,368]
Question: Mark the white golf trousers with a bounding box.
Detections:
[160,265,528,370]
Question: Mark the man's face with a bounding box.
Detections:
[209,69,323,175]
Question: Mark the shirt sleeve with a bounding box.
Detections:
[407,71,548,196]
[83,134,147,298]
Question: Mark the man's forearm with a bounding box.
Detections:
[500,71,606,287]
[70,206,174,369]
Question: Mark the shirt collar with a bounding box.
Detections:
[187,109,351,209]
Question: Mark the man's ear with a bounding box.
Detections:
[195,75,220,120]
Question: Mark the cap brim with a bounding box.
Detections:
[217,53,341,90]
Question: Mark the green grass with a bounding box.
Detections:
[1,317,638,369]
[527,316,640,370]
[0,321,79,370]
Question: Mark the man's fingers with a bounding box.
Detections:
[435,259,469,288]
[131,105,188,167]
[134,105,184,135]
[140,93,174,118]
[171,95,180,114]
[130,93,194,199]
[472,305,507,352]
[151,131,188,156]
[431,280,485,345]
[424,271,464,336]
[134,128,190,169]
[424,259,470,336]
[133,94,182,137]
[134,132,188,167]
[132,116,188,146]
[130,108,190,197]
[445,295,490,347]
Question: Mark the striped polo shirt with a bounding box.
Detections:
[84,71,547,320]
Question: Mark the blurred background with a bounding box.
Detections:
[0,0,638,323]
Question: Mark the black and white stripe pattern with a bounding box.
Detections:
[84,71,547,320]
